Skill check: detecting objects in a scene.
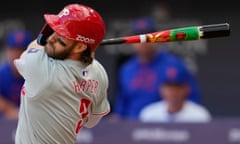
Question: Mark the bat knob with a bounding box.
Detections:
[200,23,230,38]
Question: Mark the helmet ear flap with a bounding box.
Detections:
[37,24,54,46]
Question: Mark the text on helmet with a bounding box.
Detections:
[76,35,95,44]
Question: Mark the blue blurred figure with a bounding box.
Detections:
[113,17,201,120]
[0,30,33,119]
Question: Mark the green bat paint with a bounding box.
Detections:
[170,27,200,41]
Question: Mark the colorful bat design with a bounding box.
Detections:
[100,23,230,45]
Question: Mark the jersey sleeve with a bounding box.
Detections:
[14,48,54,96]
[83,94,110,128]
[91,89,110,116]
[91,64,110,116]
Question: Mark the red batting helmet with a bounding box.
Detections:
[43,4,106,52]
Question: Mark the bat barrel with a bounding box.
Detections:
[200,23,230,38]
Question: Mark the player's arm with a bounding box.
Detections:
[84,99,110,128]
[83,65,111,128]
[20,39,44,58]
[14,40,54,97]
[85,77,110,128]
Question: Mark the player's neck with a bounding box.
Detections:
[167,101,185,114]
[67,53,93,66]
[138,52,156,64]
[67,53,81,62]
[68,56,80,60]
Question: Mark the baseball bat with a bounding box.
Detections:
[100,23,230,45]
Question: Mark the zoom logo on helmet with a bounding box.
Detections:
[76,35,95,44]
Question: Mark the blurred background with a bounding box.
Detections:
[0,0,239,143]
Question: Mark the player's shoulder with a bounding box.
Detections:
[90,59,109,83]
[142,101,166,113]
[140,101,166,120]
[91,59,107,74]
[184,101,212,121]
[20,39,45,57]
[27,39,44,49]
[185,101,211,114]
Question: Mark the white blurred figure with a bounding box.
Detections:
[140,62,211,123]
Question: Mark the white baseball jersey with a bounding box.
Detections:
[140,101,211,123]
[14,48,110,144]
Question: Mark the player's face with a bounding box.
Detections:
[160,83,189,104]
[45,33,77,60]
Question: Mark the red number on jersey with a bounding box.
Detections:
[75,98,91,134]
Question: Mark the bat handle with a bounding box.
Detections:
[100,38,126,45]
[200,23,230,38]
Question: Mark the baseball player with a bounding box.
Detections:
[14,4,110,144]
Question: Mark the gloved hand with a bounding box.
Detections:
[37,24,54,46]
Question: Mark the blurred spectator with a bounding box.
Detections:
[112,17,202,121]
[0,30,33,119]
[139,62,211,123]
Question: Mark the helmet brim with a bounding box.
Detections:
[44,14,71,39]
[44,14,59,28]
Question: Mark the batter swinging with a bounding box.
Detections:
[14,3,110,144]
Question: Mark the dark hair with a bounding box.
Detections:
[80,46,93,65]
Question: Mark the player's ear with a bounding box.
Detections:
[73,43,87,54]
